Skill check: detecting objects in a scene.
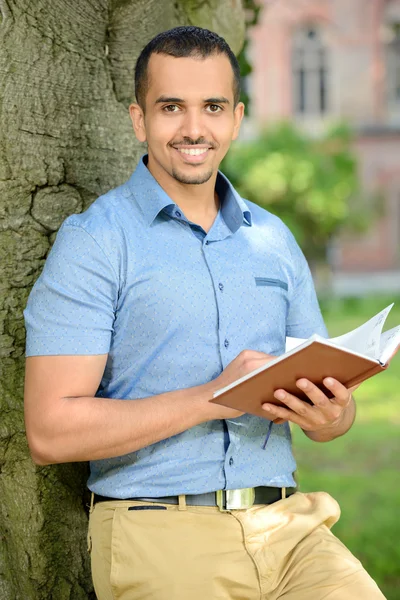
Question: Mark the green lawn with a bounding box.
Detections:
[292,296,400,599]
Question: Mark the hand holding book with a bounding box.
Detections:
[203,349,274,422]
[261,375,357,437]
[210,304,400,420]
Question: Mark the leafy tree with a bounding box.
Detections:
[222,122,374,267]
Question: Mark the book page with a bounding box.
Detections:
[328,304,393,359]
[379,325,400,365]
[285,336,307,352]
[285,305,394,359]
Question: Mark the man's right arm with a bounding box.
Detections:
[24,350,272,465]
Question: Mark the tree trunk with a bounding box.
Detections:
[0,1,245,598]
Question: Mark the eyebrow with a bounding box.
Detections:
[154,96,231,105]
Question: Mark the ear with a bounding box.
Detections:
[232,102,245,141]
[129,103,147,143]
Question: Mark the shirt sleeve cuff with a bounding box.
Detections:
[25,334,112,356]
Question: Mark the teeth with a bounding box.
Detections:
[177,148,208,156]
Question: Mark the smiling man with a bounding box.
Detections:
[24,26,385,600]
[129,44,244,230]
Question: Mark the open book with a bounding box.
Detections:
[210,304,400,419]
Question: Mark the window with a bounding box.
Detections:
[292,26,328,116]
[385,23,400,109]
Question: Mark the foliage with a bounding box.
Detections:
[293,296,400,599]
[222,122,374,263]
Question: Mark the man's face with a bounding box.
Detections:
[130,53,244,186]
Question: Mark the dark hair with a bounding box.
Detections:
[134,26,241,109]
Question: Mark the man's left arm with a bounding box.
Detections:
[261,378,358,442]
[276,228,359,441]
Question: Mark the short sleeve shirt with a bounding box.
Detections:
[24,155,327,498]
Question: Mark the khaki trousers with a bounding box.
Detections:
[88,491,386,600]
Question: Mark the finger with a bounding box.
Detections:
[274,387,317,419]
[239,349,276,361]
[296,379,337,413]
[262,400,309,428]
[273,418,287,424]
[322,378,352,407]
[238,350,277,375]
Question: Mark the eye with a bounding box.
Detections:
[207,104,222,113]
[163,104,180,112]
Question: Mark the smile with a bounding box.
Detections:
[172,146,212,164]
[176,148,209,156]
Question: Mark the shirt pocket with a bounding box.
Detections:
[250,277,289,351]
[254,277,288,292]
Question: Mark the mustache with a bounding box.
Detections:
[170,138,217,148]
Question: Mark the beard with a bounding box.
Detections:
[171,166,214,185]
[169,137,216,185]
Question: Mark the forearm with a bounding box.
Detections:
[26,349,268,466]
[31,386,212,465]
[303,395,356,442]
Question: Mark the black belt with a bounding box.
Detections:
[93,486,296,510]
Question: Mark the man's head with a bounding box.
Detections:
[129,26,244,188]
[134,26,241,111]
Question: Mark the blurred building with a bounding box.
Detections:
[247,0,400,294]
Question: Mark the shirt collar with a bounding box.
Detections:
[126,155,252,233]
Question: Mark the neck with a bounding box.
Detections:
[146,154,220,231]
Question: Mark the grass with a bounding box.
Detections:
[292,295,400,599]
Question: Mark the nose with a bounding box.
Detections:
[180,108,205,141]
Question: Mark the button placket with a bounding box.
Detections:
[203,244,231,365]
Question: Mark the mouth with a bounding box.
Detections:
[171,145,212,164]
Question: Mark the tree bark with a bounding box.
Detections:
[0,1,245,598]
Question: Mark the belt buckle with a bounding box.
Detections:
[216,487,255,511]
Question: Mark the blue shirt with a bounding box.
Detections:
[24,155,327,498]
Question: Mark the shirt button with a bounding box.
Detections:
[205,240,210,245]
[229,457,234,466]
[175,210,182,218]
[224,339,229,348]
[218,283,224,291]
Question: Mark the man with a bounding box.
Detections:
[24,26,385,600]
